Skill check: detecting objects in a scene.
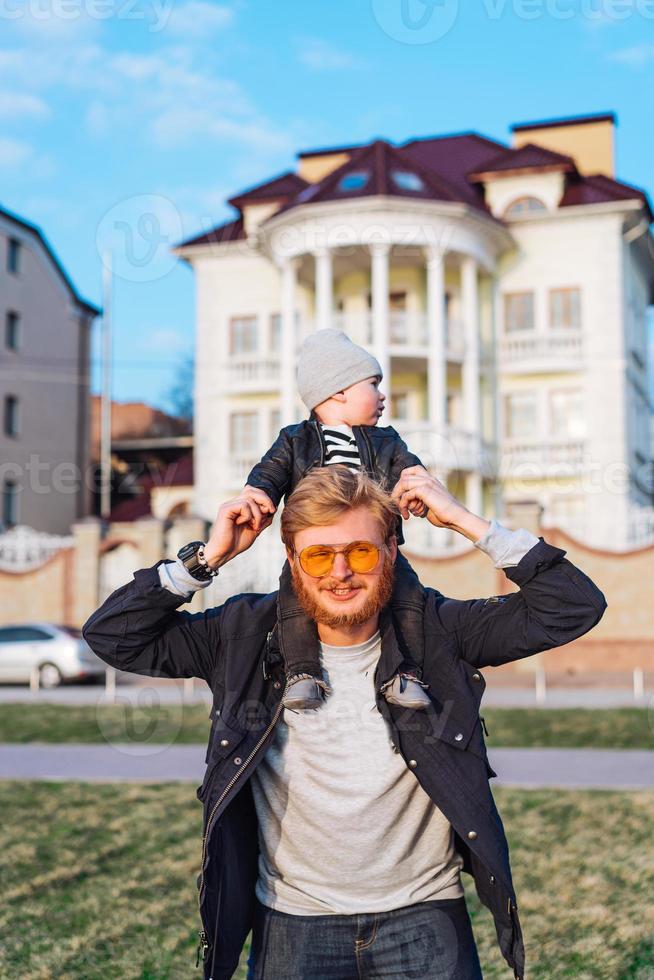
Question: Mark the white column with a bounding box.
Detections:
[314,248,333,331]
[425,247,447,433]
[461,256,483,516]
[280,257,298,426]
[370,244,390,389]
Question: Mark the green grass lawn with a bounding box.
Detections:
[0,703,652,749]
[0,782,651,979]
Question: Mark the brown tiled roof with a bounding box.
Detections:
[228,171,308,208]
[468,143,577,181]
[560,173,653,219]
[176,122,652,244]
[176,216,245,249]
[275,138,487,215]
[399,133,508,209]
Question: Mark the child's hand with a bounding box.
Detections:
[400,467,430,518]
[242,485,277,531]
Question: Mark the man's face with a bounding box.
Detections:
[287,506,397,629]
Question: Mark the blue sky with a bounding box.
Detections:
[1,0,653,413]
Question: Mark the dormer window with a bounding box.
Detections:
[391,171,425,192]
[503,196,547,219]
[337,171,369,192]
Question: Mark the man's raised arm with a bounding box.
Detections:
[391,469,607,669]
[81,494,272,682]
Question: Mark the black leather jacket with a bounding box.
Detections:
[246,419,422,507]
[82,538,607,980]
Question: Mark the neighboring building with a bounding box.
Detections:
[0,204,100,535]
[89,396,193,521]
[174,111,654,568]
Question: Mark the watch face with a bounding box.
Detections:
[177,541,212,580]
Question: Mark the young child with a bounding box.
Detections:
[242,328,432,712]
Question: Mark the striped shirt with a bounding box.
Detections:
[320,423,361,469]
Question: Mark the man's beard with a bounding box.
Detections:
[289,554,395,630]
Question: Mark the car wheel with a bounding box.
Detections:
[39,662,63,689]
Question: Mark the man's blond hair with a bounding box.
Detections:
[280,465,399,550]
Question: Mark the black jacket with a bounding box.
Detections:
[82,537,607,980]
[246,419,422,507]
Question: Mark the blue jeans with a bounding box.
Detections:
[247,896,484,979]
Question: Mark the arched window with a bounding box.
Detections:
[503,196,547,218]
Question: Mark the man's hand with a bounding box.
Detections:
[203,494,274,569]
[391,466,491,542]
[399,465,430,518]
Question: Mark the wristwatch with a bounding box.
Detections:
[176,541,219,582]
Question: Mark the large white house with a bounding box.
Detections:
[175,111,653,576]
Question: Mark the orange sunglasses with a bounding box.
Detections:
[293,540,386,578]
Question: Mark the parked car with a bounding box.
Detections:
[0,623,107,687]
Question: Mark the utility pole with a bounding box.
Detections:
[100,251,113,520]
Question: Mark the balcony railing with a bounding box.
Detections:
[224,357,280,391]
[390,420,497,477]
[329,312,465,360]
[227,454,260,487]
[500,439,586,473]
[499,329,583,368]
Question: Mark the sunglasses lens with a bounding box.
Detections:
[298,542,381,576]
[300,547,336,577]
[346,542,380,573]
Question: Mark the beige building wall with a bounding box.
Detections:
[512,117,615,177]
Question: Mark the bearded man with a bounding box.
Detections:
[82,465,606,980]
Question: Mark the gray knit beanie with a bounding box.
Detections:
[296,329,383,411]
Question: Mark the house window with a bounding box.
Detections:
[269,314,281,353]
[4,395,19,437]
[7,237,21,274]
[229,316,258,355]
[549,388,585,439]
[5,311,20,350]
[504,292,534,332]
[2,479,18,526]
[550,287,581,329]
[391,171,425,193]
[337,171,369,192]
[504,392,538,439]
[230,412,258,455]
[503,197,547,219]
[270,408,281,440]
[390,391,409,420]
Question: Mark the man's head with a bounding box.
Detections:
[296,329,385,425]
[281,466,399,632]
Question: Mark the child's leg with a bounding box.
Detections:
[391,551,426,680]
[277,559,324,680]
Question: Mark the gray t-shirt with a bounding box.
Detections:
[250,631,465,915]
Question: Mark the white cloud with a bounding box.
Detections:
[137,327,188,353]
[295,36,363,71]
[161,0,233,37]
[608,44,654,67]
[0,90,50,119]
[0,136,33,168]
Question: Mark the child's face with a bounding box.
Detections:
[341,375,385,426]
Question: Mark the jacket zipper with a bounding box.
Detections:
[312,420,325,465]
[196,680,288,960]
[353,425,374,475]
